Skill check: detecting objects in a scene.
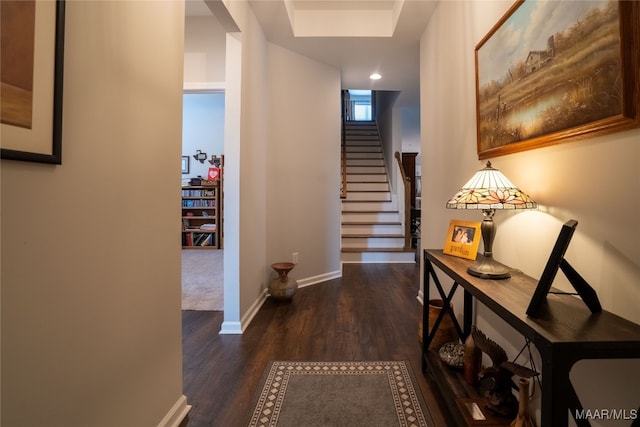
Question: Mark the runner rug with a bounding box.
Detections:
[247,361,434,427]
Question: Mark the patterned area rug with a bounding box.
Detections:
[248,361,434,427]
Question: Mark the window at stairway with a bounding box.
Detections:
[348,90,372,121]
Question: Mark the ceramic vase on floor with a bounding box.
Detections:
[426,299,458,350]
[268,262,298,301]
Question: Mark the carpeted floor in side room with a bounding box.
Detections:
[181,249,223,311]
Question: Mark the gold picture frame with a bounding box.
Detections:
[443,220,482,260]
[475,0,639,159]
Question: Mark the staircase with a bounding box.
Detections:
[340,121,415,263]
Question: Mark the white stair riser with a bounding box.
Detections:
[341,224,403,235]
[345,192,390,201]
[342,199,397,210]
[341,237,405,248]
[345,144,381,151]
[345,182,389,191]
[341,251,415,263]
[346,174,387,182]
[346,166,385,174]
[345,152,383,159]
[342,212,400,222]
[345,159,385,166]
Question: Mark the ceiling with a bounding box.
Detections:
[185,0,438,108]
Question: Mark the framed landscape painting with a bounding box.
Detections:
[475,0,639,159]
[1,0,65,164]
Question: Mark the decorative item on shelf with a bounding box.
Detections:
[446,161,537,279]
[439,342,465,368]
[464,325,482,385]
[208,154,221,166]
[207,167,220,181]
[268,262,298,301]
[472,327,539,419]
[426,299,458,351]
[511,378,534,427]
[193,150,207,163]
[189,177,202,186]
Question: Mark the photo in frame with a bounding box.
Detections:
[181,156,190,174]
[475,0,640,159]
[443,220,482,260]
[1,0,65,164]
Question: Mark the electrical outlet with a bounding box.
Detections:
[292,252,299,264]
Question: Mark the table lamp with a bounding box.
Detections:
[446,161,537,279]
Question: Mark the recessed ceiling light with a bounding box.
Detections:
[370,73,382,80]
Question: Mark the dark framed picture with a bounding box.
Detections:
[1,0,65,164]
[443,220,481,260]
[181,156,190,174]
[475,0,640,159]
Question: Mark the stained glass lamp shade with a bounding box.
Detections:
[447,161,537,279]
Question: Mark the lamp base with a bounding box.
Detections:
[467,254,511,280]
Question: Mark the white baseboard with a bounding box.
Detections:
[219,270,342,335]
[416,289,424,305]
[219,320,243,334]
[219,288,268,335]
[297,270,342,288]
[157,395,191,427]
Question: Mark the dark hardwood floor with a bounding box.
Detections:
[182,262,448,426]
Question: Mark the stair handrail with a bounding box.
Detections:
[341,119,347,199]
[394,151,412,250]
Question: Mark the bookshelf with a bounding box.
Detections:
[181,184,219,249]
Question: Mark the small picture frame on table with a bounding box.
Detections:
[443,220,481,260]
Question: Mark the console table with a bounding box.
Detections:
[422,249,640,427]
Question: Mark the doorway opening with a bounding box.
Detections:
[348,89,372,121]
[181,91,225,311]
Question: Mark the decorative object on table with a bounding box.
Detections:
[208,154,221,166]
[268,262,298,301]
[446,161,537,279]
[511,378,534,427]
[526,219,602,317]
[439,342,465,368]
[193,150,207,163]
[443,220,482,260]
[1,0,65,164]
[472,327,538,419]
[464,325,482,385]
[181,156,189,174]
[426,299,458,350]
[474,0,640,160]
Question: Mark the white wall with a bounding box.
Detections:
[266,43,342,285]
[1,1,186,425]
[420,2,640,426]
[184,16,226,86]
[194,1,343,332]
[182,92,225,180]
